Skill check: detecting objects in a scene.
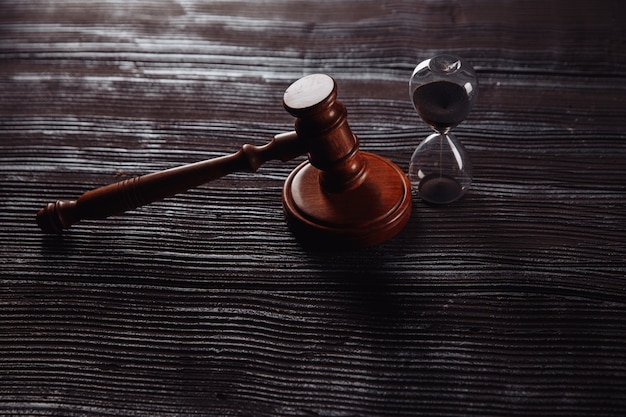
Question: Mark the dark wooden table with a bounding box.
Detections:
[2,1,626,416]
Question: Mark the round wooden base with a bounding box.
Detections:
[282,152,412,249]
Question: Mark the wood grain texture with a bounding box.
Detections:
[1,0,626,416]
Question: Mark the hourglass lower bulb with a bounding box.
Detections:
[408,54,478,204]
[409,132,472,205]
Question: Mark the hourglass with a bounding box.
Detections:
[408,54,478,204]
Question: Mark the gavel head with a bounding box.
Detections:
[283,74,366,193]
[281,74,412,248]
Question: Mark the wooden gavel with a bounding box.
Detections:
[37,74,412,248]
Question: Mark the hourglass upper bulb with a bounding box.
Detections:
[409,54,478,133]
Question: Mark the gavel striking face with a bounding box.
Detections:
[37,74,412,248]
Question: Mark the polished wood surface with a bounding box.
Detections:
[1,1,625,416]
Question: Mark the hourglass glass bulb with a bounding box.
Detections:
[409,55,478,133]
[408,54,478,204]
[409,132,473,204]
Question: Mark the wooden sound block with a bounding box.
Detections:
[282,151,412,248]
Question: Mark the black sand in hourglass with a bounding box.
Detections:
[413,81,471,132]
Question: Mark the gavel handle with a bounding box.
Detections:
[36,131,305,233]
